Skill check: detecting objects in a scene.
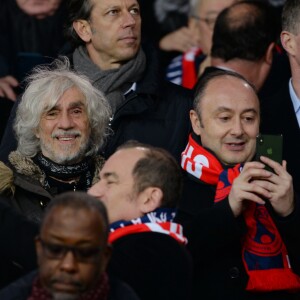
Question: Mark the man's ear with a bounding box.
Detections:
[190,109,202,135]
[281,31,296,56]
[73,20,92,43]
[139,187,163,214]
[265,42,275,65]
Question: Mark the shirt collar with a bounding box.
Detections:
[289,79,300,114]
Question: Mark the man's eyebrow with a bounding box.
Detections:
[101,172,119,180]
[214,107,258,114]
[240,108,259,115]
[47,101,85,111]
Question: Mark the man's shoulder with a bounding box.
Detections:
[112,231,188,253]
[0,270,36,300]
[109,276,140,300]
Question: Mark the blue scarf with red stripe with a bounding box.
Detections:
[182,134,300,292]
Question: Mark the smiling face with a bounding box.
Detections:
[36,207,110,298]
[36,87,91,164]
[190,75,260,165]
[75,0,141,70]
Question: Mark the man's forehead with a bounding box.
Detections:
[42,206,102,236]
[92,0,139,9]
[201,75,259,109]
[43,87,86,111]
[101,148,146,175]
[206,75,254,93]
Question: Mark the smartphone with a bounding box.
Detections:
[255,134,283,172]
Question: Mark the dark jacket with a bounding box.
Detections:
[0,201,38,289]
[0,151,104,224]
[175,162,300,300]
[0,0,67,80]
[260,82,300,193]
[0,44,193,163]
[108,232,193,300]
[0,270,141,300]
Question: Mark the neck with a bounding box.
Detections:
[85,44,123,70]
[211,57,266,91]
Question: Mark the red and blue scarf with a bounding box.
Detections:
[109,208,187,245]
[181,134,300,292]
[182,47,203,89]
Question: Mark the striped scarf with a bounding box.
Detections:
[109,208,187,245]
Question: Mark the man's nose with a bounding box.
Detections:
[231,119,244,136]
[57,112,74,129]
[88,180,105,200]
[59,250,78,273]
[121,11,136,28]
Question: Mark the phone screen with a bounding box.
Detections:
[255,134,283,172]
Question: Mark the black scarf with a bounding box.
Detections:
[33,153,95,194]
[73,46,146,113]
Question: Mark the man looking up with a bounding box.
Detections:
[177,69,300,299]
[89,141,192,300]
[0,0,192,162]
[0,59,111,223]
[0,192,140,300]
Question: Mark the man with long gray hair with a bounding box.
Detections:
[0,58,111,224]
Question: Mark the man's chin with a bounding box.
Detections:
[220,153,249,166]
[51,291,80,300]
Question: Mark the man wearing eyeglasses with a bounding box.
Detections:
[0,192,140,300]
[166,0,237,88]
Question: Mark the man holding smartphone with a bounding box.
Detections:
[176,69,300,300]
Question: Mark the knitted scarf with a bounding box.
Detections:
[181,133,300,292]
[109,208,187,245]
[28,272,110,300]
[73,46,146,113]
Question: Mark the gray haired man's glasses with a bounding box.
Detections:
[191,15,217,31]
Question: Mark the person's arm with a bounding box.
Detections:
[175,177,247,255]
[159,26,200,53]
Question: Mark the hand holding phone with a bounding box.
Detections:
[255,134,283,173]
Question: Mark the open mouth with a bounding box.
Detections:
[225,142,246,151]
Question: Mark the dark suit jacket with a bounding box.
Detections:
[260,82,300,193]
[108,232,193,300]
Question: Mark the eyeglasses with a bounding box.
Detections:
[37,237,102,263]
[191,15,217,31]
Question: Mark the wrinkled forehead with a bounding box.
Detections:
[42,86,86,112]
